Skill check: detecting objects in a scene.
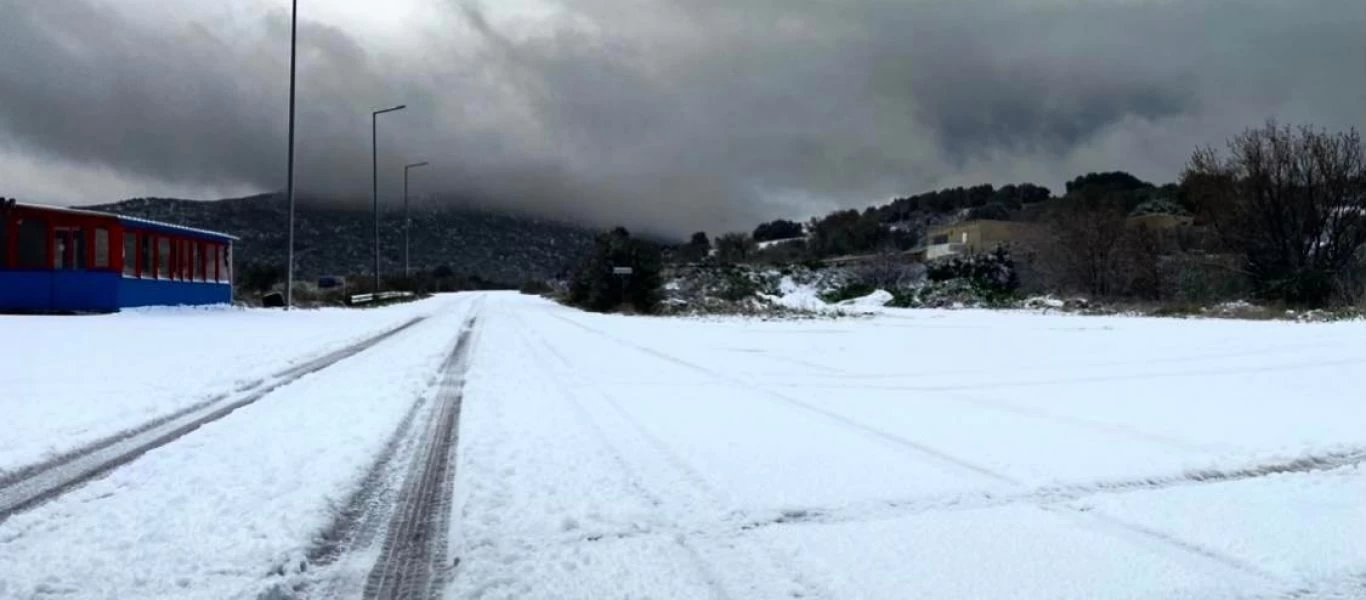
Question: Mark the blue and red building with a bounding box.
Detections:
[0,202,236,313]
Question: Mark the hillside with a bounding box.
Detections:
[91,195,597,284]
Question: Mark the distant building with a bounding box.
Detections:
[922,220,1044,260]
[0,202,236,313]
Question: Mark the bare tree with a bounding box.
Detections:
[714,232,757,265]
[1184,122,1366,305]
[1040,193,1130,297]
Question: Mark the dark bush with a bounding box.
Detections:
[568,227,663,313]
[753,219,804,242]
[926,246,1020,303]
[718,268,761,302]
[820,282,877,304]
[967,203,1011,221]
[519,280,553,295]
[237,261,285,294]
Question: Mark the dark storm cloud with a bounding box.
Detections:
[0,0,1362,236]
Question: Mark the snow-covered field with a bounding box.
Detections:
[0,293,1362,599]
[449,295,1366,599]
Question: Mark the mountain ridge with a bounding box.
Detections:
[89,194,598,284]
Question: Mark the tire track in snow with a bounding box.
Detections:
[506,312,739,600]
[539,308,1293,587]
[361,312,479,600]
[729,449,1366,533]
[543,310,1022,486]
[520,311,842,600]
[0,317,427,522]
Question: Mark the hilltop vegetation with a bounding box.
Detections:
[93,194,597,289]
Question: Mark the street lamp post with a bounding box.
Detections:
[371,104,406,292]
[285,0,298,309]
[403,161,429,278]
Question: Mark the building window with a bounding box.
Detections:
[932,234,949,245]
[17,218,48,268]
[157,237,170,278]
[124,233,137,276]
[94,228,110,268]
[181,239,191,280]
[141,234,154,276]
[219,245,231,283]
[54,229,86,270]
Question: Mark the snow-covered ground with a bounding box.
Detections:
[0,300,444,476]
[0,295,477,599]
[449,295,1366,599]
[0,293,1362,599]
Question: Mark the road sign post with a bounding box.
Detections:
[612,266,633,308]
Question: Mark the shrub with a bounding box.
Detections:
[568,227,663,313]
[926,246,1020,303]
[718,267,761,302]
[820,282,877,304]
[519,280,553,295]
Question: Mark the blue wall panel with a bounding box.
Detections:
[0,271,55,312]
[2,273,229,312]
[0,270,121,312]
[53,271,120,312]
[117,278,231,308]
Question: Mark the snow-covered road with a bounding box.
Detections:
[0,292,1362,599]
[0,295,478,599]
[449,295,1366,599]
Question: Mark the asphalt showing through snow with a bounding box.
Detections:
[362,314,477,600]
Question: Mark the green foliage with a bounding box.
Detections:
[926,246,1020,304]
[879,183,1051,222]
[718,267,762,302]
[753,238,808,265]
[673,231,712,264]
[236,261,285,294]
[801,182,1052,260]
[1065,171,1153,195]
[966,203,1011,221]
[753,219,804,242]
[819,282,877,304]
[714,232,758,264]
[807,209,887,258]
[568,227,664,313]
[519,279,553,295]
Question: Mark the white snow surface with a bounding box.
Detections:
[0,295,477,599]
[448,296,1366,599]
[767,276,837,313]
[839,288,894,307]
[0,300,442,476]
[1,293,1363,599]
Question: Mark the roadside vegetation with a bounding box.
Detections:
[556,121,1365,320]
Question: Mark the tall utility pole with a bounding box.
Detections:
[402,161,428,278]
[285,0,298,309]
[371,104,406,292]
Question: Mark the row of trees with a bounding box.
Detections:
[1024,123,1365,306]
[561,122,1363,313]
[659,122,1365,308]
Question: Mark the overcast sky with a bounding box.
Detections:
[1,0,1362,235]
